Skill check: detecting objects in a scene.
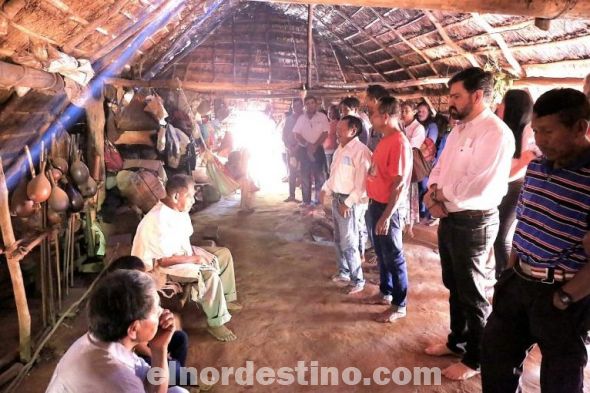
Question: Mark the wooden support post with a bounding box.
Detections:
[287,17,303,84]
[0,157,31,362]
[232,15,237,83]
[85,91,106,209]
[306,4,314,89]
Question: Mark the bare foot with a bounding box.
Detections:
[227,301,243,312]
[424,343,462,357]
[362,294,391,305]
[207,325,237,342]
[442,362,479,380]
[375,307,406,323]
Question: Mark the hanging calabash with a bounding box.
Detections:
[70,154,89,185]
[11,179,37,217]
[48,175,69,212]
[26,161,51,203]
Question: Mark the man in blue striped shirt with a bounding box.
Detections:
[481,88,590,393]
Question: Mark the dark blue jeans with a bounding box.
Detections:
[438,209,499,371]
[366,200,408,308]
[482,269,590,393]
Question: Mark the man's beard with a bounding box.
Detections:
[449,104,471,120]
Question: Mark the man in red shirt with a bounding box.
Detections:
[364,97,413,322]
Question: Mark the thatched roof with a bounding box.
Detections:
[1,0,590,174]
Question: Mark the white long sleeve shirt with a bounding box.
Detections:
[322,137,372,207]
[428,108,515,212]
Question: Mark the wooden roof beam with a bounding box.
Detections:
[397,19,533,61]
[423,10,480,67]
[406,33,590,71]
[262,0,590,19]
[328,6,415,80]
[470,13,524,76]
[105,78,302,92]
[62,0,132,53]
[311,10,388,82]
[368,8,439,75]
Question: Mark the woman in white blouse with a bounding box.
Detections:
[493,89,540,278]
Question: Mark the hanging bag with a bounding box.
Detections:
[411,147,433,183]
[104,140,124,173]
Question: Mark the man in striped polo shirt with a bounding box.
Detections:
[481,88,590,393]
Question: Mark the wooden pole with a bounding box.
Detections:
[306,4,314,89]
[0,157,31,361]
[257,0,590,19]
[104,78,302,92]
[85,92,106,209]
[0,61,65,92]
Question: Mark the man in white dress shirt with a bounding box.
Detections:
[293,96,330,206]
[423,67,515,380]
[320,116,372,295]
[132,175,240,342]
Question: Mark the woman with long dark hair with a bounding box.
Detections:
[493,89,540,277]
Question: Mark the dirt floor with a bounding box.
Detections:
[12,188,590,392]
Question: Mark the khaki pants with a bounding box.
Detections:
[166,246,237,327]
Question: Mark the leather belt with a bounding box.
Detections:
[447,208,497,218]
[517,260,576,284]
[333,192,350,199]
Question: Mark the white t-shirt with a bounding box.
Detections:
[46,333,150,393]
[131,202,193,271]
[292,111,330,144]
[404,119,426,149]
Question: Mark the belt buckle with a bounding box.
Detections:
[541,267,555,284]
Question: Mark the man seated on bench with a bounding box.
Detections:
[132,174,241,342]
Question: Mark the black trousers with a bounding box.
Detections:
[481,269,590,393]
[298,145,326,204]
[438,209,499,370]
[493,179,524,278]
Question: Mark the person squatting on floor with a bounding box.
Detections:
[46,270,187,393]
[106,256,192,389]
[363,96,412,323]
[132,174,241,342]
[319,115,372,295]
[424,67,515,381]
[481,88,590,393]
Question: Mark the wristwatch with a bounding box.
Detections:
[556,287,574,307]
